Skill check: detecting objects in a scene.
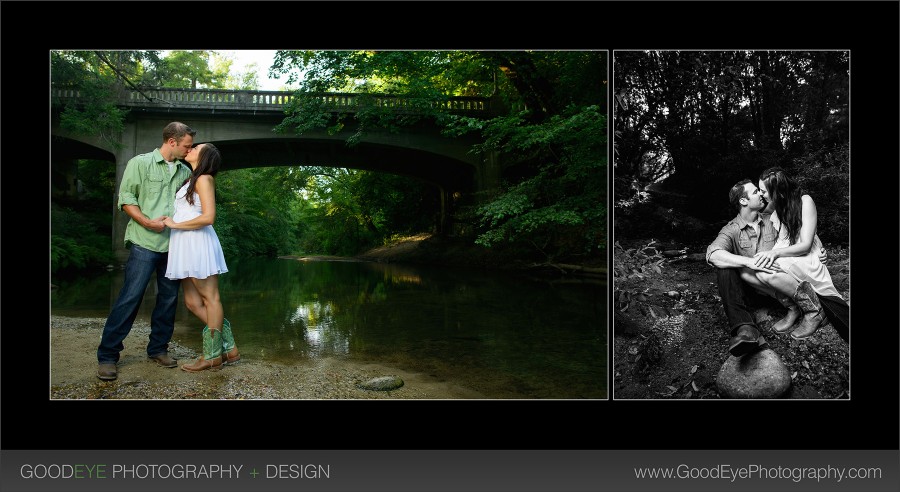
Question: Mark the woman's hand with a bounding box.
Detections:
[753,249,780,269]
[147,216,168,233]
[163,217,176,229]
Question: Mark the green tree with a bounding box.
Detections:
[279,166,438,256]
[270,50,607,262]
[158,50,231,89]
[214,167,301,258]
[50,159,117,273]
[226,62,261,90]
[51,50,161,149]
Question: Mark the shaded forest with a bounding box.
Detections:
[614,50,848,245]
[612,50,850,400]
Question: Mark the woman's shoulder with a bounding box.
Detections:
[799,194,818,216]
[195,174,216,188]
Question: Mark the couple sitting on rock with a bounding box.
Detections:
[706,167,848,357]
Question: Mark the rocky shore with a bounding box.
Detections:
[50,316,486,400]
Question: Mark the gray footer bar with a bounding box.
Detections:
[2,449,898,492]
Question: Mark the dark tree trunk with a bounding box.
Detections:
[490,52,556,122]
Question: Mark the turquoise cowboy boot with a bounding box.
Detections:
[221,318,241,365]
[181,326,223,372]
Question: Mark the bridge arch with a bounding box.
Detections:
[52,88,503,261]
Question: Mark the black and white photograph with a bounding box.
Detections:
[612,50,850,399]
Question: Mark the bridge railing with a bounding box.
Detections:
[52,87,496,115]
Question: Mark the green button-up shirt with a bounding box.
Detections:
[705,212,778,265]
[117,148,192,252]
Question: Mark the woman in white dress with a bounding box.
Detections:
[751,167,846,340]
[164,143,240,371]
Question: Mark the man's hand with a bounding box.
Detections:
[147,216,168,233]
[819,248,828,263]
[745,255,782,274]
[752,250,780,270]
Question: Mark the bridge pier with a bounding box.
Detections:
[111,123,142,263]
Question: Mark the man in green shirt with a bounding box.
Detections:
[97,122,196,380]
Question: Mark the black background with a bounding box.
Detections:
[2,1,897,453]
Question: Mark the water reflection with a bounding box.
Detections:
[51,257,606,398]
[290,300,350,356]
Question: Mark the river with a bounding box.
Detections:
[51,257,606,399]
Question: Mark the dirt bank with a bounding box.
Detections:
[355,233,606,277]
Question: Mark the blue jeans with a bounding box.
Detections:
[97,244,181,363]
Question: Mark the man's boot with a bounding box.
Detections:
[181,326,223,372]
[221,318,241,365]
[772,294,801,333]
[729,324,762,357]
[790,281,825,340]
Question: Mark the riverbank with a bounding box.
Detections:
[355,233,607,276]
[50,316,487,400]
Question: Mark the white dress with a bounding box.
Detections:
[771,210,841,298]
[165,182,228,280]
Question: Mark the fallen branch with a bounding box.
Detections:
[530,263,607,275]
[555,263,606,274]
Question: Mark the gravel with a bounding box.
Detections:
[50,316,485,400]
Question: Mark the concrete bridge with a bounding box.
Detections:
[51,88,504,261]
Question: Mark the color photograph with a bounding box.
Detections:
[50,50,608,399]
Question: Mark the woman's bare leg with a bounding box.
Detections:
[188,275,223,330]
[755,270,800,298]
[181,279,208,325]
[740,267,776,297]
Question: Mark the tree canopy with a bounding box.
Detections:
[272,50,608,262]
[614,50,848,244]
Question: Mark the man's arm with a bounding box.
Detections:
[117,156,143,212]
[705,225,737,267]
[117,157,166,233]
[709,249,781,273]
[122,204,166,233]
[706,223,780,273]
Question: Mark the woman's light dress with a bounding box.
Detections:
[165,182,228,280]
[770,209,841,298]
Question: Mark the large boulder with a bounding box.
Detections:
[716,348,791,399]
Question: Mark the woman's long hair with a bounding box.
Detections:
[760,167,803,245]
[183,143,221,205]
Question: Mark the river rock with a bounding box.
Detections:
[716,348,791,399]
[357,376,404,391]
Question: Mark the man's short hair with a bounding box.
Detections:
[729,179,752,211]
[162,122,197,144]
